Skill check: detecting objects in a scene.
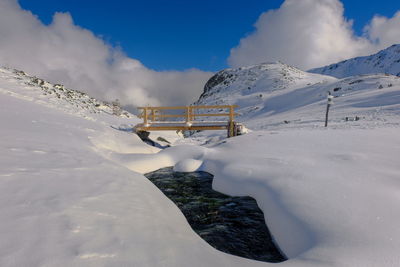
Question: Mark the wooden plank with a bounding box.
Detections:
[136,121,229,126]
[137,106,188,110]
[192,113,239,117]
[136,125,228,131]
[137,105,239,110]
[190,105,239,109]
[152,113,239,118]
[153,114,185,118]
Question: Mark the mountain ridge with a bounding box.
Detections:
[0,66,132,120]
[309,44,400,78]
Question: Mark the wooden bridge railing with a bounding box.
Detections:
[134,105,240,137]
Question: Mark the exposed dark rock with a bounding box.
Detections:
[200,70,237,99]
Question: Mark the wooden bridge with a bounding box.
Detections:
[134,105,241,137]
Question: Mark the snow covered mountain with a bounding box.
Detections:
[198,62,333,104]
[309,44,400,78]
[195,62,334,124]
[195,62,400,130]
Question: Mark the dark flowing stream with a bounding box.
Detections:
[144,167,286,263]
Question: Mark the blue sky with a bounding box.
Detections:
[18,0,400,72]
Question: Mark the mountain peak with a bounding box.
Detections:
[386,43,400,51]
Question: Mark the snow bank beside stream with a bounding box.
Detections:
[99,125,400,266]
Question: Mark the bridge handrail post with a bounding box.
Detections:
[228,105,235,138]
[186,106,191,124]
[189,106,194,121]
[143,107,148,125]
[229,106,234,122]
[151,108,155,122]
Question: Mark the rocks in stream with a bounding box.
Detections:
[144,167,286,263]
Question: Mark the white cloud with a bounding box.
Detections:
[365,11,400,48]
[228,0,400,70]
[0,0,212,108]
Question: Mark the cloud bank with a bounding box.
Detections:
[228,0,400,70]
[0,0,212,108]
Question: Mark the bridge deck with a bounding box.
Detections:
[135,121,229,131]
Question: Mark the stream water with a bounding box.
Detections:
[144,167,286,263]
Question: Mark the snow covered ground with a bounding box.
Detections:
[1,65,400,266]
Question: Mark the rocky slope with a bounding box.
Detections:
[309,44,400,78]
[0,66,131,119]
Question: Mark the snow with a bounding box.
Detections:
[173,159,203,172]
[0,67,259,267]
[201,129,400,265]
[1,59,400,267]
[310,44,400,78]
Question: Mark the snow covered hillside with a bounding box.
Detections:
[195,62,400,130]
[310,44,400,78]
[0,67,131,120]
[1,63,400,267]
[196,62,334,112]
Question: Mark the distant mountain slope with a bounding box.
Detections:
[0,66,131,120]
[195,62,400,130]
[309,44,400,78]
